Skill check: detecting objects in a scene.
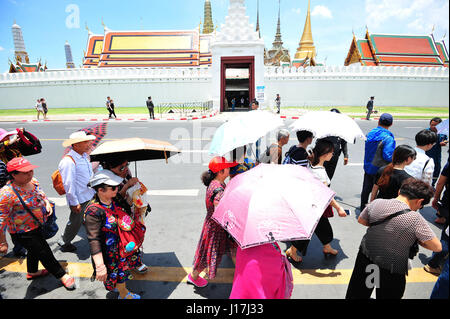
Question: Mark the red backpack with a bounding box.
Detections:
[92,203,146,258]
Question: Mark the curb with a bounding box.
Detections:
[12,111,219,123]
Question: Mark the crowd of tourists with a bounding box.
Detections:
[0,113,448,300]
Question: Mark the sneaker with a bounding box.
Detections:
[424,264,441,275]
[187,273,208,288]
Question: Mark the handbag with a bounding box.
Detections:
[369,208,418,259]
[10,186,58,239]
[371,138,390,168]
[16,129,42,156]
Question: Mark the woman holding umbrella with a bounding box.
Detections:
[187,156,238,288]
[101,156,149,273]
[286,139,348,262]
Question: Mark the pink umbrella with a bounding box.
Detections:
[212,164,335,249]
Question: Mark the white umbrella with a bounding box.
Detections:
[436,119,449,136]
[289,111,366,144]
[209,110,284,155]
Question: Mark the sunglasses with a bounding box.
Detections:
[106,185,119,191]
[118,163,129,172]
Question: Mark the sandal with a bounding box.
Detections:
[61,275,76,290]
[136,263,148,274]
[118,292,141,299]
[285,248,302,263]
[26,269,50,280]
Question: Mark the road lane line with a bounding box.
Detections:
[0,257,439,285]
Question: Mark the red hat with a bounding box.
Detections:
[6,157,39,173]
[208,156,238,173]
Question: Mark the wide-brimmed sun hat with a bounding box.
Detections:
[0,128,17,142]
[62,131,96,148]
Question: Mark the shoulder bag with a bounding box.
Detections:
[10,186,58,239]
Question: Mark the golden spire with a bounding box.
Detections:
[202,0,214,34]
[294,0,316,62]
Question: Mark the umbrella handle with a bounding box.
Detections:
[164,150,168,164]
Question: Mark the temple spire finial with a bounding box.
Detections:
[202,0,214,34]
[293,0,316,65]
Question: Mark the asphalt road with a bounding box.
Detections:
[0,116,448,300]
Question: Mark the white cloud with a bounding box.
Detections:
[365,0,449,34]
[311,5,333,19]
[0,46,4,52]
[292,8,301,15]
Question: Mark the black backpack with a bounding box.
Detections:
[17,129,42,156]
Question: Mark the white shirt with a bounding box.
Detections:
[310,165,331,186]
[58,149,95,206]
[404,147,435,185]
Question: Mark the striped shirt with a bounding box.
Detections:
[359,198,436,275]
[285,146,310,167]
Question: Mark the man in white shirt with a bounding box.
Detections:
[58,131,96,252]
[405,129,437,186]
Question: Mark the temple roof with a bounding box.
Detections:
[9,61,45,73]
[83,30,212,68]
[345,30,448,67]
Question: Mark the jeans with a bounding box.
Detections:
[11,228,66,278]
[431,259,449,299]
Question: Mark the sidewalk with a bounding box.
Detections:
[0,110,219,123]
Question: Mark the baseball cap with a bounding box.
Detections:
[89,169,124,188]
[208,156,238,173]
[379,113,393,126]
[6,157,39,173]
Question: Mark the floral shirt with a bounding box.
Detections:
[0,178,48,234]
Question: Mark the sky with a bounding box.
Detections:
[0,0,449,73]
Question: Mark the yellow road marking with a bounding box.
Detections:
[0,257,439,285]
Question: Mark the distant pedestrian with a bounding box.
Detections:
[0,157,76,290]
[231,98,236,112]
[346,179,441,299]
[106,97,117,119]
[35,99,44,120]
[360,113,396,211]
[405,129,437,185]
[188,157,238,288]
[57,131,96,253]
[241,97,245,108]
[366,96,375,120]
[426,117,448,187]
[275,94,281,114]
[146,96,155,119]
[40,98,48,120]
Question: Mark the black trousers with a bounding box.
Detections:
[11,228,66,279]
[291,216,333,255]
[346,249,406,299]
[148,107,155,119]
[108,107,117,118]
[324,155,339,181]
[360,172,376,211]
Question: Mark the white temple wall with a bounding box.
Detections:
[0,66,448,109]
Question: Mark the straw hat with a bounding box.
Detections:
[63,131,96,147]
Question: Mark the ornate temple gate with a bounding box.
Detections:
[220,56,255,112]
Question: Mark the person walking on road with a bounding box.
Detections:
[187,157,238,288]
[57,131,96,252]
[426,117,448,188]
[146,96,155,119]
[0,157,76,290]
[259,129,290,164]
[106,97,117,119]
[366,96,375,120]
[346,179,442,299]
[275,94,281,114]
[84,169,143,299]
[360,113,396,211]
[35,99,44,120]
[370,145,416,203]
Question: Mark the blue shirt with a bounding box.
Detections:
[364,126,396,175]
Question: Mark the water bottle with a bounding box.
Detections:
[125,242,135,252]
